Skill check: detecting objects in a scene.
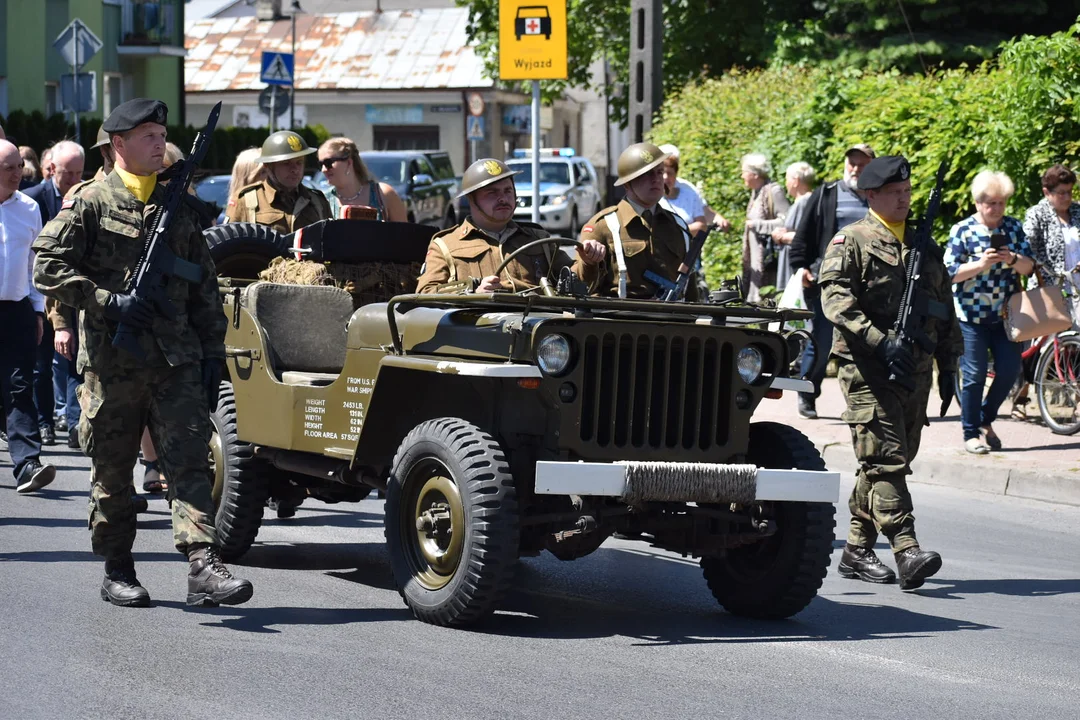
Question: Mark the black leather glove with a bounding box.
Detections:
[202,358,223,413]
[877,336,916,379]
[102,292,155,329]
[938,370,956,417]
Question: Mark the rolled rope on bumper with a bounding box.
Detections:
[619,461,758,504]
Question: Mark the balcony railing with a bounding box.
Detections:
[119,0,182,48]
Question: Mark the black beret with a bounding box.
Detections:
[101,98,168,134]
[858,155,911,191]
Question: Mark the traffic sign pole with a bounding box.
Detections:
[531,80,540,225]
[72,22,79,143]
[269,91,276,133]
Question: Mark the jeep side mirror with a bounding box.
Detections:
[411,173,433,188]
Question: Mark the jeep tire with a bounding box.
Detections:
[203,222,290,279]
[385,418,520,627]
[209,381,268,561]
[701,422,835,619]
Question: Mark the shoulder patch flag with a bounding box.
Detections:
[831,234,846,245]
[61,199,76,210]
[582,225,593,233]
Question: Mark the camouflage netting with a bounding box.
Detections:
[258,257,422,306]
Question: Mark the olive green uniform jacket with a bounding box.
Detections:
[225,178,331,235]
[415,217,581,294]
[578,199,696,300]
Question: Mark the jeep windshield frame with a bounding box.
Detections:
[385,293,812,355]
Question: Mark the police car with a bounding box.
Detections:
[507,148,602,237]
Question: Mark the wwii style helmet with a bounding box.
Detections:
[257,130,316,164]
[91,125,111,149]
[457,158,521,199]
[614,142,669,187]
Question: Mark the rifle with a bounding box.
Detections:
[891,161,951,390]
[644,224,713,302]
[112,102,222,359]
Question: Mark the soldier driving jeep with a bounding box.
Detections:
[415,158,605,294]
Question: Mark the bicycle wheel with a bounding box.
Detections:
[1035,335,1080,435]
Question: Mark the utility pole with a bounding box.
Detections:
[628,0,662,143]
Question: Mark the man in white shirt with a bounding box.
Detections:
[0,139,56,493]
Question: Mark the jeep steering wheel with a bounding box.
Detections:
[492,237,585,281]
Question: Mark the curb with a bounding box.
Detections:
[816,441,1080,508]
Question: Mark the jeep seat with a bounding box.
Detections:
[243,282,355,384]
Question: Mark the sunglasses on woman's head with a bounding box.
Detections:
[320,155,349,170]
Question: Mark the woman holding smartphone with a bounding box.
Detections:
[945,171,1035,454]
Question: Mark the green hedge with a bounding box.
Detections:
[651,20,1080,286]
[0,110,332,176]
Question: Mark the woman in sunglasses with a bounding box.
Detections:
[318,138,406,223]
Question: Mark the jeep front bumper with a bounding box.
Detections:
[534,461,840,504]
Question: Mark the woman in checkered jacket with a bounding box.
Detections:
[944,171,1036,455]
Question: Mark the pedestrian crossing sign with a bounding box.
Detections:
[261,52,294,86]
[467,116,485,141]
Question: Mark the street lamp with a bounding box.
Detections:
[290,0,302,130]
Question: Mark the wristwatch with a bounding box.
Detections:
[1006,252,1018,267]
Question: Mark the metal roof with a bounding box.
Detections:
[184,8,493,92]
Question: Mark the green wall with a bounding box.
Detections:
[5,0,48,112]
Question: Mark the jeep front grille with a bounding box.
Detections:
[578,332,733,451]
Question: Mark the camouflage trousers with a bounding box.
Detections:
[79,363,217,557]
[837,360,930,553]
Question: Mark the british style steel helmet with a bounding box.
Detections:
[614,142,669,187]
[457,158,522,199]
[256,130,317,164]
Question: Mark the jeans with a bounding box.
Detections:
[959,321,1022,441]
[798,290,835,402]
[34,321,54,430]
[0,299,43,476]
[53,351,82,430]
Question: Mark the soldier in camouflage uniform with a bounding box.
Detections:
[819,155,960,591]
[225,130,331,234]
[32,99,253,608]
[416,158,605,294]
[579,142,698,300]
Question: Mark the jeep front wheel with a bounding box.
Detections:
[209,381,268,561]
[700,422,835,619]
[385,418,519,627]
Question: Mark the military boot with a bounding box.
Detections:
[186,544,254,607]
[895,547,942,590]
[101,555,151,607]
[838,543,896,584]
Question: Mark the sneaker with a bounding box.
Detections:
[797,395,818,420]
[187,545,254,607]
[39,425,56,446]
[16,460,56,493]
[964,437,990,455]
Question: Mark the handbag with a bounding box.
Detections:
[1003,271,1073,342]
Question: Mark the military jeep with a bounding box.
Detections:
[205,218,840,628]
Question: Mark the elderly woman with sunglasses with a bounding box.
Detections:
[317,138,406,223]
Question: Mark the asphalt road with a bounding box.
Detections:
[2,445,1078,720]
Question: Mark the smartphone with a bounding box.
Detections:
[990,233,1009,249]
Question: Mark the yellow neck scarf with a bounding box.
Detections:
[870,209,906,243]
[115,165,158,204]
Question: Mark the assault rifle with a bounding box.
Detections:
[644,223,713,302]
[890,161,951,390]
[112,102,222,358]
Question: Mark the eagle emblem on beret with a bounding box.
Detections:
[286,135,303,152]
[900,163,910,180]
[639,150,654,163]
[484,160,503,176]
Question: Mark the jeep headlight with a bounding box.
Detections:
[537,334,572,375]
[737,346,764,384]
[543,194,568,207]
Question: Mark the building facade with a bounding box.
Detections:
[0,0,186,123]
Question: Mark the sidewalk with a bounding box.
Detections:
[755,378,1080,507]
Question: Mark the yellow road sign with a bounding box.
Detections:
[499,0,568,80]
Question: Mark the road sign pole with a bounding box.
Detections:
[269,90,276,133]
[72,22,80,144]
[530,80,540,225]
[470,139,477,165]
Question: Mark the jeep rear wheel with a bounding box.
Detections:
[385,418,519,627]
[203,222,290,279]
[701,422,835,619]
[209,381,268,561]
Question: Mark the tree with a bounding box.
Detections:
[459,0,803,126]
